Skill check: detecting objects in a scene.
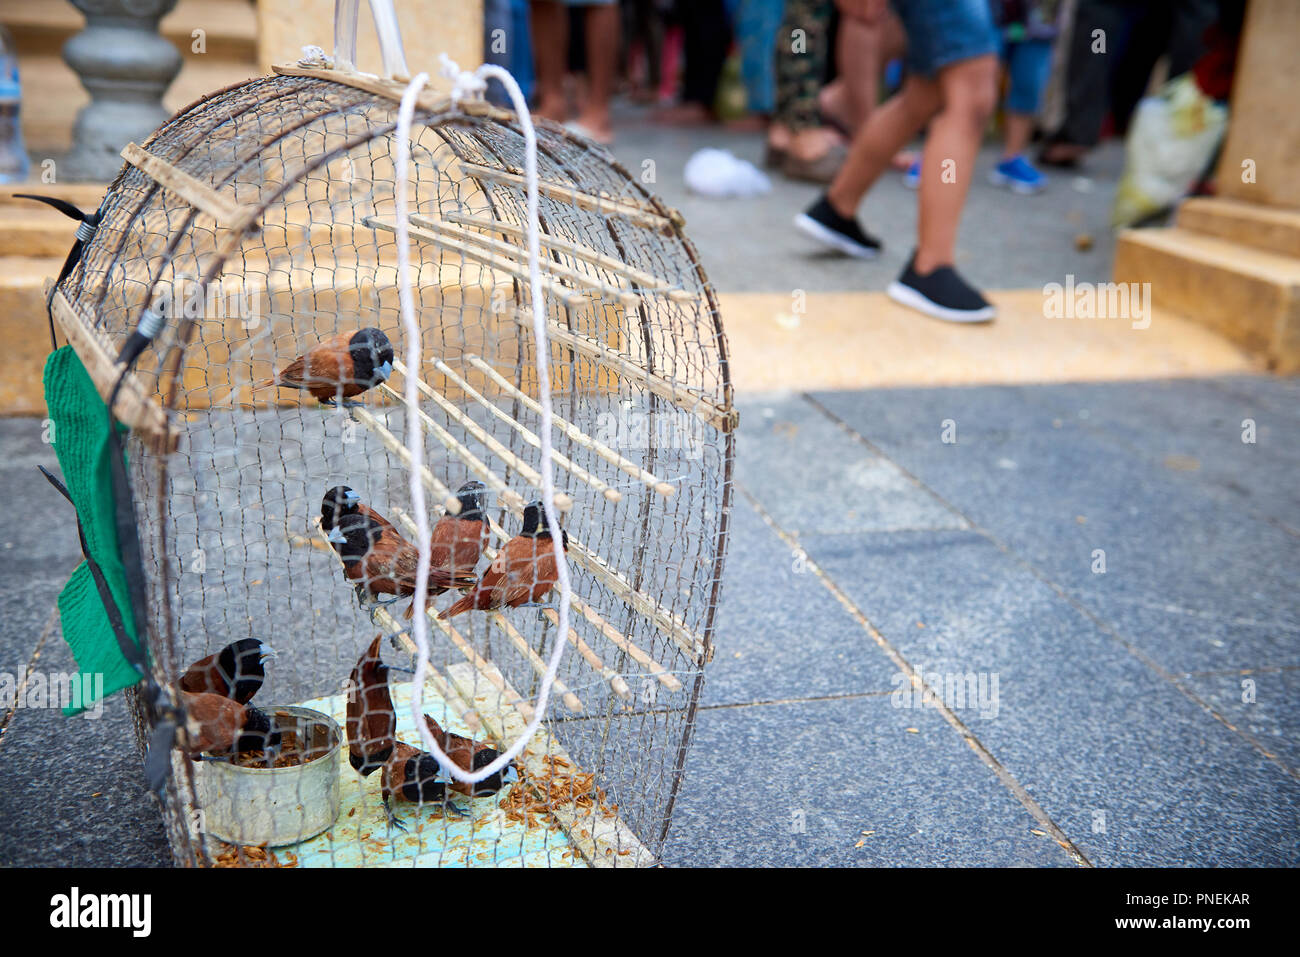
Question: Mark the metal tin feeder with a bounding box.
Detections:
[192,706,342,847]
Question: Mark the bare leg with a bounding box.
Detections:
[914,55,998,272]
[531,1,568,123]
[575,3,618,140]
[1002,111,1033,159]
[826,73,941,217]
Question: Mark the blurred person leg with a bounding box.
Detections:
[737,0,786,117]
[531,0,571,121]
[768,0,845,181]
[656,0,732,124]
[989,37,1054,193]
[819,6,905,133]
[573,0,619,141]
[798,0,998,321]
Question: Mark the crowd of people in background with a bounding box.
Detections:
[483,0,1243,323]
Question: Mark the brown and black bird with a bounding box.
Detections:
[379,740,453,831]
[179,638,277,705]
[429,480,490,587]
[180,691,280,756]
[345,635,397,777]
[440,501,567,619]
[257,327,394,406]
[323,502,478,616]
[422,713,518,798]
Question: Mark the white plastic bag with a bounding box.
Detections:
[683,148,771,199]
[1112,73,1228,228]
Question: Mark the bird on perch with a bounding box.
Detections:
[257,327,394,406]
[178,639,277,705]
[180,691,280,757]
[345,635,397,777]
[428,480,491,586]
[325,511,478,616]
[439,501,568,619]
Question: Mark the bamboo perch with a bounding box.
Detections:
[538,609,632,700]
[506,312,739,433]
[376,381,526,512]
[363,216,589,310]
[429,615,536,723]
[443,211,697,302]
[487,613,585,713]
[465,355,677,498]
[347,405,462,514]
[311,519,481,732]
[567,593,683,693]
[457,160,683,232]
[480,507,707,665]
[476,539,630,701]
[430,358,621,503]
[389,360,573,512]
[409,214,642,307]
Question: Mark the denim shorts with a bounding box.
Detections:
[890,0,999,77]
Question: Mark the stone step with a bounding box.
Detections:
[0,256,67,416]
[1177,197,1300,259]
[1112,226,1300,372]
[2,0,257,60]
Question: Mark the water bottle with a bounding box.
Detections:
[0,25,31,184]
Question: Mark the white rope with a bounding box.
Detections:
[395,59,574,786]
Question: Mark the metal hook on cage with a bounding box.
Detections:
[13,193,106,348]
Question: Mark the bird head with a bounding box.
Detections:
[349,327,394,385]
[321,485,361,530]
[455,480,487,518]
[520,501,567,547]
[469,748,518,795]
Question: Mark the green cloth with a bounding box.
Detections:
[43,346,146,715]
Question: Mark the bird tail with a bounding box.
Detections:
[251,376,279,391]
[438,594,474,620]
[430,568,477,591]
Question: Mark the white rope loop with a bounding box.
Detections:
[395,60,574,786]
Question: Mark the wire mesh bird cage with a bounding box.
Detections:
[44,17,736,867]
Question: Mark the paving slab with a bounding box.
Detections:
[702,494,897,706]
[811,381,1300,674]
[797,527,1300,866]
[1180,669,1300,777]
[662,696,1076,867]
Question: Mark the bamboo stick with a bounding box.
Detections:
[409,214,642,307]
[567,593,683,692]
[376,381,526,512]
[429,615,535,722]
[457,160,683,232]
[430,358,621,503]
[443,211,696,301]
[347,405,462,514]
[537,609,632,700]
[486,613,584,713]
[121,142,245,225]
[465,355,677,498]
[389,359,573,512]
[472,538,632,703]
[364,216,589,309]
[506,311,739,433]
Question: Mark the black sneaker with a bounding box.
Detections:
[887,255,995,322]
[794,196,882,259]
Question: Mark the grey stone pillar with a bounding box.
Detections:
[62,0,181,181]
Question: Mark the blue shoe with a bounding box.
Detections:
[989,154,1047,194]
[902,159,921,190]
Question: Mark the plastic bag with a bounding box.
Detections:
[683,148,772,199]
[1112,72,1228,228]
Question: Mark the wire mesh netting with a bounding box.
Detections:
[56,73,734,867]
